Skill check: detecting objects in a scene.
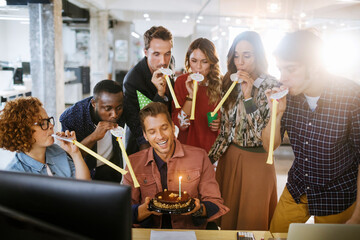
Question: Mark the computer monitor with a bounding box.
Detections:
[13,68,23,85]
[0,170,132,240]
[22,62,31,75]
[0,204,88,240]
[287,223,360,240]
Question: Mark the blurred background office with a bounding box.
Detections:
[1,0,360,198]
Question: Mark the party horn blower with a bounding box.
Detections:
[210,73,241,117]
[266,100,278,165]
[190,73,204,120]
[110,127,140,188]
[52,134,127,175]
[160,68,181,109]
[266,89,289,165]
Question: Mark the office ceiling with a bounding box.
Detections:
[1,0,360,37]
[68,0,360,37]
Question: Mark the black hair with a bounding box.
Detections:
[93,80,122,100]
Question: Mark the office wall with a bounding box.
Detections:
[172,36,191,72]
[0,20,30,63]
[62,25,76,63]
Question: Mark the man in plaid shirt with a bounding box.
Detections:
[262,30,360,232]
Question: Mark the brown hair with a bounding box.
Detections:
[0,97,43,152]
[185,38,222,105]
[143,26,173,50]
[274,29,323,68]
[139,102,172,131]
[223,31,268,111]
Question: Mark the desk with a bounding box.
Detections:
[0,85,31,101]
[272,233,287,239]
[132,228,273,240]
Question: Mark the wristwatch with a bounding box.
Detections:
[192,203,204,217]
[185,95,193,101]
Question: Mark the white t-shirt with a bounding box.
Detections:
[96,130,113,167]
[304,94,320,112]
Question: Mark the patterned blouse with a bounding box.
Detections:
[208,74,278,162]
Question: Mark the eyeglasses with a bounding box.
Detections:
[34,117,55,130]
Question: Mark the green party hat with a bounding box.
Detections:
[137,90,152,110]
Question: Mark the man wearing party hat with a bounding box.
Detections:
[123,26,175,155]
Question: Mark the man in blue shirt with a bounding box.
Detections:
[60,80,125,182]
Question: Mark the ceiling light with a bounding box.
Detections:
[182,19,187,23]
[185,15,190,19]
[236,19,242,24]
[267,1,281,13]
[221,31,226,36]
[145,18,150,21]
[300,12,306,18]
[131,32,140,39]
[196,19,200,23]
[198,16,203,20]
[143,13,149,18]
[225,17,230,21]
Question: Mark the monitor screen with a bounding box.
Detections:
[22,62,30,75]
[13,68,23,85]
[0,170,132,240]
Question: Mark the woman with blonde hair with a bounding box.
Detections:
[0,97,90,180]
[172,38,222,152]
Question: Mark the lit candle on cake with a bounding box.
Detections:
[179,176,182,199]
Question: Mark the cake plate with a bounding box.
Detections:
[148,198,196,214]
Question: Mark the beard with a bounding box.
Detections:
[91,108,102,124]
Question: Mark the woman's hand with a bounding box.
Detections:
[185,75,194,96]
[57,130,79,155]
[237,70,255,99]
[209,118,220,132]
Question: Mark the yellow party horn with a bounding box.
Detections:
[160,67,181,109]
[211,73,242,117]
[189,73,204,120]
[266,89,288,165]
[52,134,128,175]
[110,127,140,188]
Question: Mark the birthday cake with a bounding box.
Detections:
[149,189,194,214]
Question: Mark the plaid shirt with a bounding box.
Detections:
[282,75,360,216]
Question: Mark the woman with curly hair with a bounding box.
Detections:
[0,97,90,180]
[172,38,222,152]
[208,31,278,230]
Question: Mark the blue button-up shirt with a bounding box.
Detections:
[6,144,76,178]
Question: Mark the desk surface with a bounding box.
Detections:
[132,228,273,240]
[0,85,30,99]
